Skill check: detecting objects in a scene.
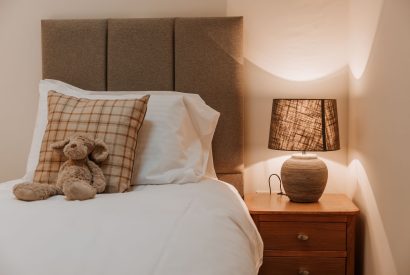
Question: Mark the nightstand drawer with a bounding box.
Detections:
[259,257,345,275]
[259,221,346,251]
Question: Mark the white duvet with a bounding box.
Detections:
[0,179,263,275]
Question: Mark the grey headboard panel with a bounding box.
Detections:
[41,17,244,195]
[42,20,107,90]
[107,19,174,91]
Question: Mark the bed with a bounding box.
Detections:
[0,17,263,275]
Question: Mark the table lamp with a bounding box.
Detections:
[268,99,340,202]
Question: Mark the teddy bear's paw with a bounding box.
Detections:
[64,181,97,201]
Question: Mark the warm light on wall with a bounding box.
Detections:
[227,0,348,81]
[348,0,384,79]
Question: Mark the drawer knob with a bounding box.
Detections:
[299,269,310,275]
[297,233,309,241]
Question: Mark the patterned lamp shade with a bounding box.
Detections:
[268,99,340,151]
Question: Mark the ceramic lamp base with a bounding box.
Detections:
[281,154,328,203]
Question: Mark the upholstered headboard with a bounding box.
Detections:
[41,17,244,195]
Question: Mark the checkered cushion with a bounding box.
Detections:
[34,91,150,193]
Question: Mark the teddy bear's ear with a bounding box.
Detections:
[91,138,109,163]
[50,137,70,152]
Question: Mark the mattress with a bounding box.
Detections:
[0,178,263,275]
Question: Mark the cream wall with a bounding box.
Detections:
[348,0,409,274]
[0,0,226,181]
[227,0,349,194]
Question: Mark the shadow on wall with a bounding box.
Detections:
[243,58,349,193]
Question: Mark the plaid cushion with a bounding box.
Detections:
[34,91,149,193]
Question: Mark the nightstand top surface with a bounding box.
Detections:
[245,193,359,215]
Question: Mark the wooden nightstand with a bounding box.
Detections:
[245,193,359,275]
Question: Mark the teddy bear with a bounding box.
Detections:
[13,134,109,201]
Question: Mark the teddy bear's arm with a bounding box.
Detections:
[87,160,106,193]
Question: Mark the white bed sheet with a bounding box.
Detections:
[0,179,263,275]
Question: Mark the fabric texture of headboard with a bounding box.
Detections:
[41,17,244,195]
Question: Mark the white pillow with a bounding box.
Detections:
[24,79,219,185]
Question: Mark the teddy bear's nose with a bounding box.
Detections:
[70,144,77,148]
